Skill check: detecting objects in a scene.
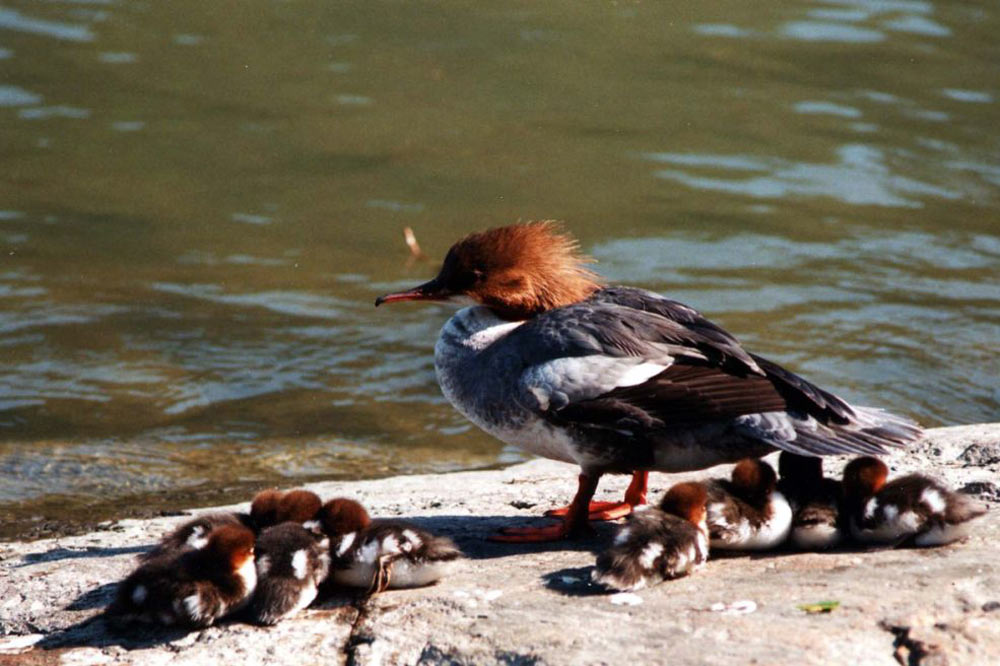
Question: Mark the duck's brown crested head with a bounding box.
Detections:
[375,221,603,320]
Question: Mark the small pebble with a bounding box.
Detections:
[610,592,644,606]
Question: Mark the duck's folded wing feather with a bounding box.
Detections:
[510,289,918,455]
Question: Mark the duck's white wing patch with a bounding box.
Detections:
[520,356,670,411]
[401,529,422,550]
[181,594,204,623]
[291,550,309,580]
[638,542,664,570]
[920,488,947,514]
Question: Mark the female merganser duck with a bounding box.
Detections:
[777,452,844,550]
[842,456,987,547]
[250,488,323,530]
[593,482,709,590]
[317,498,462,593]
[108,525,257,628]
[247,522,331,625]
[375,221,923,542]
[705,458,792,550]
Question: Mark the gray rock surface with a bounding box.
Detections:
[1,423,998,666]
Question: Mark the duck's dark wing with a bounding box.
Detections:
[511,287,920,458]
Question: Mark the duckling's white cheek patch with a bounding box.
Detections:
[336,532,356,557]
[863,498,879,520]
[186,526,208,550]
[291,550,308,580]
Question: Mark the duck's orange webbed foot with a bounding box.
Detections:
[544,471,649,521]
[489,473,602,542]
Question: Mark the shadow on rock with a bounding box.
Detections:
[35,615,192,651]
[399,514,618,560]
[65,582,118,611]
[18,545,150,567]
[541,566,607,598]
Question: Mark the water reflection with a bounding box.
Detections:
[644,145,960,207]
[0,7,94,42]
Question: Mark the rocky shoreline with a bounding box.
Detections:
[2,423,998,665]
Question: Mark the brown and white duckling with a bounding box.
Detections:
[141,512,253,562]
[777,452,844,550]
[247,522,331,625]
[317,498,462,594]
[705,458,792,550]
[108,525,257,629]
[592,482,709,591]
[250,488,323,531]
[842,456,987,547]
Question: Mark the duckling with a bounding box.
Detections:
[250,488,322,531]
[108,525,257,628]
[246,522,330,625]
[842,456,987,547]
[705,458,792,550]
[592,482,709,591]
[141,512,253,562]
[317,498,462,594]
[777,452,843,550]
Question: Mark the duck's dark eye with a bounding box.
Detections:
[472,268,485,282]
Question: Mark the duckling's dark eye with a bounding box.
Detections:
[472,268,486,282]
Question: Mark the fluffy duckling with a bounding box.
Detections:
[141,512,253,562]
[842,456,987,547]
[247,522,331,625]
[592,482,709,591]
[250,488,322,531]
[777,452,844,550]
[705,458,792,550]
[108,525,257,629]
[317,498,462,594]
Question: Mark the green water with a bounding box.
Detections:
[1,0,997,539]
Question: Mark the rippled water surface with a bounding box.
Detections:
[1,0,997,538]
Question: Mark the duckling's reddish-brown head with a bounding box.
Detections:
[205,525,256,571]
[375,221,603,320]
[660,482,708,526]
[731,458,778,500]
[276,489,322,524]
[842,456,889,501]
[317,498,371,537]
[250,489,283,529]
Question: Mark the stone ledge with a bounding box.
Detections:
[1,423,998,665]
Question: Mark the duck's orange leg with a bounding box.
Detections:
[489,474,600,543]
[545,470,649,521]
